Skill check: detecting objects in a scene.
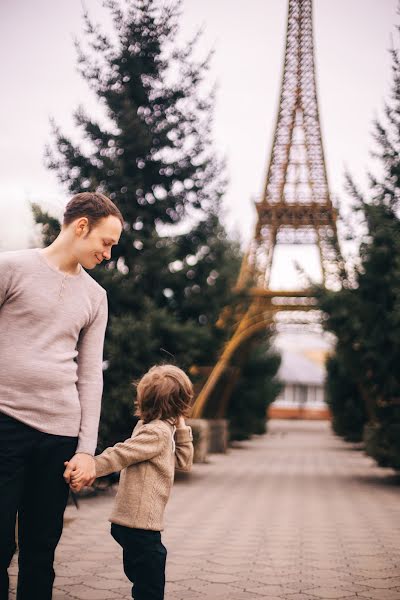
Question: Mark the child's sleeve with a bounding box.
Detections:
[174,425,194,472]
[94,427,162,477]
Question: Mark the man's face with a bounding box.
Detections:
[76,215,122,269]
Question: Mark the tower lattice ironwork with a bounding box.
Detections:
[191,0,344,418]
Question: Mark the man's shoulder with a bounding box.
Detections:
[80,269,107,301]
[0,248,38,270]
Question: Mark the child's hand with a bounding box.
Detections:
[63,461,83,480]
[175,415,186,428]
[70,469,84,483]
[64,461,95,492]
[70,480,82,492]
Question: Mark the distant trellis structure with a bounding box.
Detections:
[191,0,345,419]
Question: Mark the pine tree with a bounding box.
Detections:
[46,0,224,275]
[35,0,243,446]
[31,203,60,247]
[317,41,400,467]
[228,334,282,441]
[324,353,367,442]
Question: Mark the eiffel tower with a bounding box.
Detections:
[191,0,345,418]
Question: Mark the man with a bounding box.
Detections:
[0,192,123,600]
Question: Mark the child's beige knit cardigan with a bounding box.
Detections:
[94,419,193,531]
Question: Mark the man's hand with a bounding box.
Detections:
[63,453,96,492]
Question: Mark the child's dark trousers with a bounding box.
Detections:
[111,523,167,600]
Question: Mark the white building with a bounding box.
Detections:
[270,348,330,419]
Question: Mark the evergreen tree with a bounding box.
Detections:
[316,41,400,468]
[228,334,282,441]
[47,0,224,259]
[35,0,242,446]
[324,353,367,442]
[31,203,60,247]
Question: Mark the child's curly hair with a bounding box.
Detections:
[135,364,194,423]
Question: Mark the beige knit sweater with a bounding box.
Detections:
[94,419,193,531]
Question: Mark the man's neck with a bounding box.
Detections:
[41,237,81,276]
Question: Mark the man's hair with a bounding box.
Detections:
[63,192,123,230]
[135,364,194,424]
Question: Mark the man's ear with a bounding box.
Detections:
[74,217,90,238]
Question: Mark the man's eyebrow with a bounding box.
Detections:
[104,238,118,244]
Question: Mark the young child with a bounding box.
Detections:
[69,364,194,600]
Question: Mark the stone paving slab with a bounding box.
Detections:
[8,420,400,599]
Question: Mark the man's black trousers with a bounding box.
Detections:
[0,411,77,600]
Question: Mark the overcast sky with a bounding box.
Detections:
[0,0,398,261]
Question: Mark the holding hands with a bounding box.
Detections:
[63,453,96,492]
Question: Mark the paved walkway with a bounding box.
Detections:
[9,420,400,599]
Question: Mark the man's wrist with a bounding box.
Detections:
[74,452,94,457]
[74,446,95,456]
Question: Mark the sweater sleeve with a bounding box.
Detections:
[94,427,163,477]
[174,425,194,472]
[75,292,108,455]
[0,253,13,309]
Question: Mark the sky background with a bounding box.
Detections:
[0,0,398,273]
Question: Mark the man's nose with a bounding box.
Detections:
[103,249,111,260]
